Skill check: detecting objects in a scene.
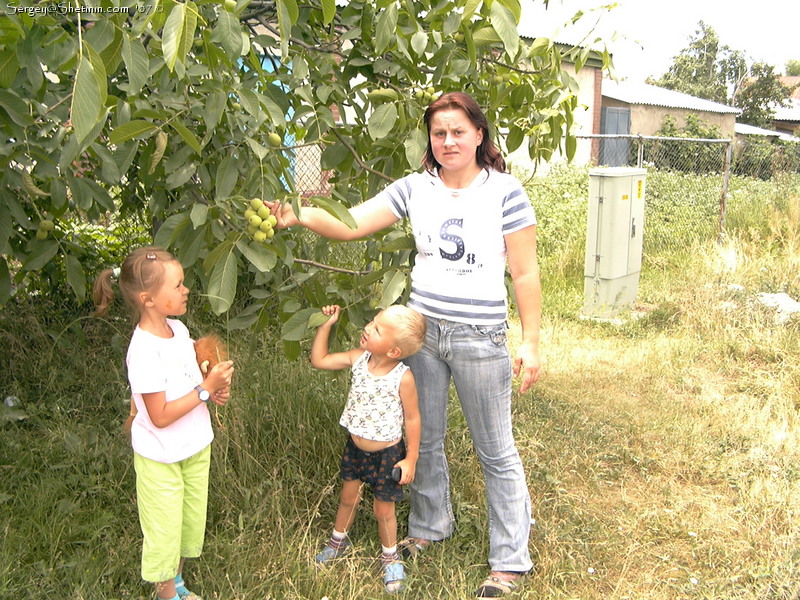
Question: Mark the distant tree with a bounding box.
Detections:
[786,60,800,76]
[735,62,795,127]
[649,21,793,128]
[649,22,732,103]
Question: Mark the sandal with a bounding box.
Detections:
[174,574,203,600]
[475,574,520,598]
[315,539,351,566]
[398,536,431,560]
[383,561,405,594]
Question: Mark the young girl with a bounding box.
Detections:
[94,246,234,600]
[310,303,425,594]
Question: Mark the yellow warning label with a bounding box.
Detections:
[637,180,643,198]
[622,194,629,201]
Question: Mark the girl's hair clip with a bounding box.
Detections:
[111,267,121,280]
[145,251,157,260]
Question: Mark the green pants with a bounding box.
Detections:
[134,445,211,582]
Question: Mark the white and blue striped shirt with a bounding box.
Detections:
[375,169,537,326]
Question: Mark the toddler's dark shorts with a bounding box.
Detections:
[340,436,405,502]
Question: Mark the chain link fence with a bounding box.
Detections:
[578,134,800,253]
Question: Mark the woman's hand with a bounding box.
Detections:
[513,340,541,394]
[265,200,298,229]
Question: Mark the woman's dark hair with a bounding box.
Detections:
[421,92,506,174]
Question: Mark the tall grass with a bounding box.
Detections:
[1,169,799,599]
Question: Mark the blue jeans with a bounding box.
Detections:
[404,317,533,573]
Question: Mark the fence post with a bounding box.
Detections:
[718,141,733,241]
[636,135,644,168]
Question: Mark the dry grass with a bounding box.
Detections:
[506,194,800,599]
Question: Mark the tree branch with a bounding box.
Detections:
[295,258,372,276]
[332,129,394,183]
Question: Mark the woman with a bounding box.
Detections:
[271,92,541,597]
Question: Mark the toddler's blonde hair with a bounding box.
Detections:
[382,305,427,358]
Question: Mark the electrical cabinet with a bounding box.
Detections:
[583,167,647,319]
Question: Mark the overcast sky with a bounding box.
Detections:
[519,0,800,83]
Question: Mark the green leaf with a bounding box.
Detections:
[190,204,208,228]
[180,2,199,61]
[165,162,196,189]
[238,88,261,117]
[379,234,416,252]
[0,89,32,126]
[308,196,357,229]
[308,311,330,328]
[245,137,267,160]
[122,36,150,94]
[491,1,519,59]
[203,91,227,133]
[378,269,407,308]
[321,141,350,169]
[213,10,244,59]
[278,0,299,24]
[462,0,481,22]
[497,0,522,22]
[506,126,524,153]
[528,37,551,57]
[22,240,59,271]
[281,307,318,341]
[368,103,398,141]
[207,245,238,314]
[154,213,191,249]
[64,253,86,302]
[275,0,291,58]
[375,3,398,54]
[99,25,124,72]
[109,120,158,144]
[162,2,186,72]
[0,202,11,255]
[168,119,203,154]
[404,127,427,169]
[84,43,108,107]
[321,0,336,24]
[0,257,10,306]
[565,133,577,161]
[0,48,19,88]
[71,55,102,143]
[236,239,277,272]
[410,30,428,56]
[215,155,238,200]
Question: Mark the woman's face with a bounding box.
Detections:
[428,107,483,174]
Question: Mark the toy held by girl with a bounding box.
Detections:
[93,246,234,600]
[310,303,426,593]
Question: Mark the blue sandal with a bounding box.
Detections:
[383,561,405,594]
[174,574,203,600]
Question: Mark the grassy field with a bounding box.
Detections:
[1,169,799,599]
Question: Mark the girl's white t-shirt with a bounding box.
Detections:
[126,319,213,463]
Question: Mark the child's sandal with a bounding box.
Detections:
[383,561,405,594]
[174,574,203,600]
